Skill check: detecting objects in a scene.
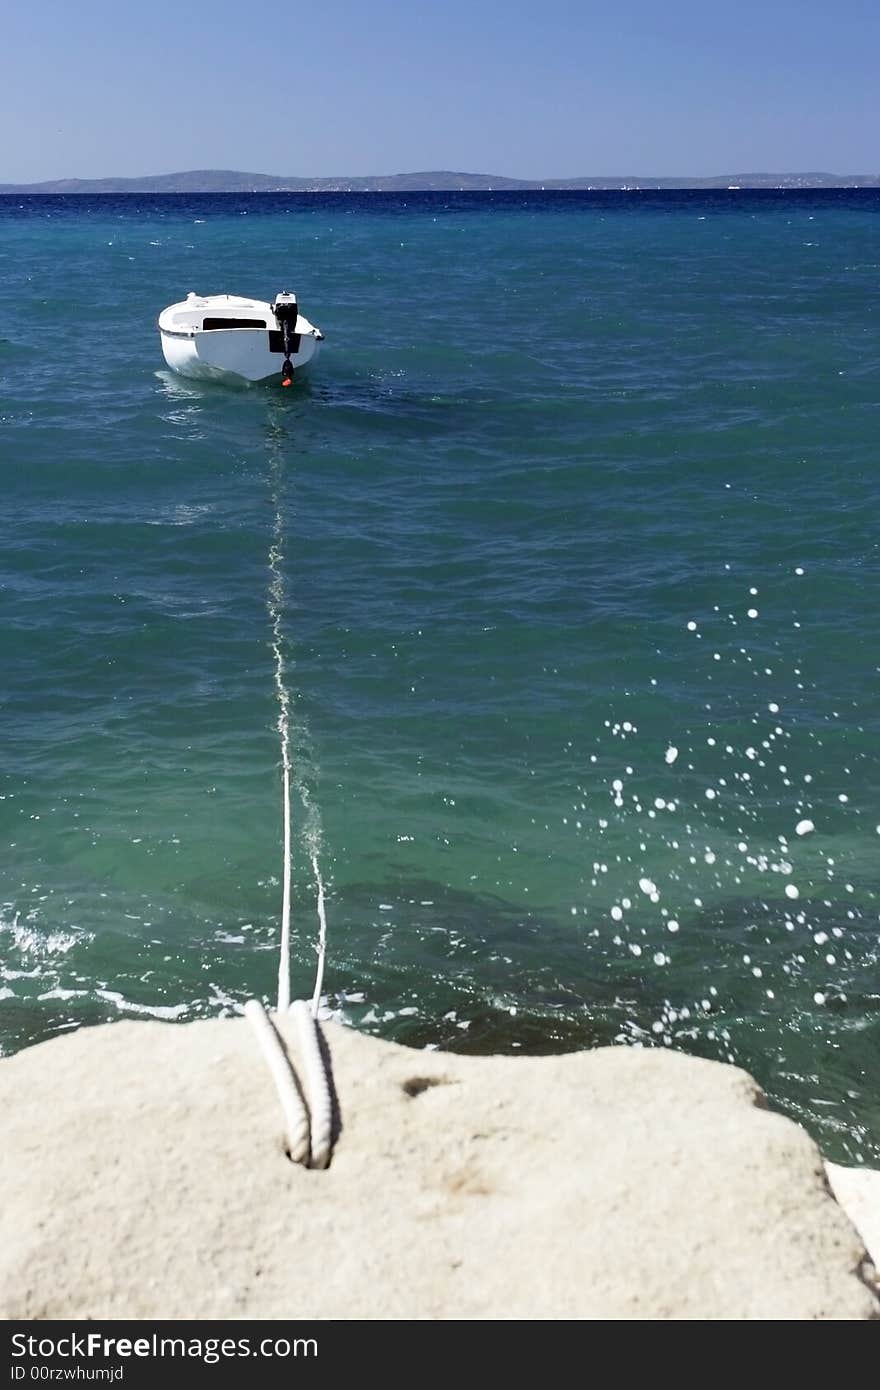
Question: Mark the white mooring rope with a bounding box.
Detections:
[244,999,310,1163]
[267,523,293,1014]
[244,447,333,1168]
[291,999,333,1169]
[309,844,329,1018]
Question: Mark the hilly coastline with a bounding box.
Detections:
[1,168,878,194]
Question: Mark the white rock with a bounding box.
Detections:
[0,1019,875,1320]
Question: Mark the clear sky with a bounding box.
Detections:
[2,0,878,182]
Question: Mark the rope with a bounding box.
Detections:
[244,999,310,1163]
[267,522,293,1014]
[290,999,333,1169]
[309,847,329,1018]
[244,430,334,1168]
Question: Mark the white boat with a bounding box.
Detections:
[157,291,323,385]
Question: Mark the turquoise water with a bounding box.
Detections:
[1,190,878,1163]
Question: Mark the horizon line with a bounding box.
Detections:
[2,166,879,193]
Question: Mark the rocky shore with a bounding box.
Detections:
[1,1016,877,1319]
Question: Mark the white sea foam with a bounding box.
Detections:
[94,989,189,1020]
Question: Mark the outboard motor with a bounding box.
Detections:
[272,291,299,386]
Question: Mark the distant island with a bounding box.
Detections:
[1,169,878,195]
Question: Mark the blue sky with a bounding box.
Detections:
[2,0,877,181]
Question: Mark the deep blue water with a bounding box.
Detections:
[1,189,878,1162]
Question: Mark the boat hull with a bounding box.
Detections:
[160,326,321,384]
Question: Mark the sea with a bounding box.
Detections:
[1,189,878,1164]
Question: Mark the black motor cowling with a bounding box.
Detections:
[272,292,299,386]
[272,291,299,327]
